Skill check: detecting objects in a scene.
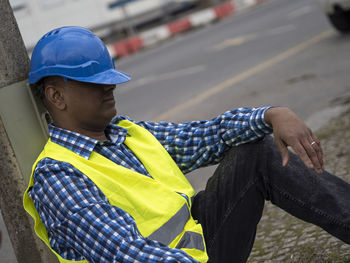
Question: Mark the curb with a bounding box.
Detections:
[106,0,267,59]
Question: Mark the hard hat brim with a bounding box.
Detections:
[29,68,131,85]
[71,69,131,85]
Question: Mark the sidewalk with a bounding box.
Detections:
[248,100,350,262]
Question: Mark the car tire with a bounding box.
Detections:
[328,10,350,33]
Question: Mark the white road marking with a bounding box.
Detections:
[118,64,207,94]
[211,24,296,52]
[287,5,314,19]
[210,34,258,51]
[267,24,296,36]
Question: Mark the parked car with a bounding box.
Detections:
[320,0,350,33]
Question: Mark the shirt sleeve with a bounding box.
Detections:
[28,158,199,263]
[129,107,273,174]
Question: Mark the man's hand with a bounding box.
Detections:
[265,107,324,174]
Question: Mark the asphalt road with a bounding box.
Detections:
[115,0,350,191]
[2,0,350,261]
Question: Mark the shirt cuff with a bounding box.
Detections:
[249,106,273,137]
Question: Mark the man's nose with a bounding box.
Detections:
[104,85,116,91]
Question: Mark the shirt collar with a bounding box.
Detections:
[48,121,128,159]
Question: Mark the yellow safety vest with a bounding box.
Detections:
[23,120,208,263]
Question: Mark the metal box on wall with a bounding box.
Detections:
[0,80,49,184]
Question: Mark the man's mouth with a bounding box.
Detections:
[103,96,115,102]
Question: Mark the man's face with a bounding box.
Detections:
[63,80,117,130]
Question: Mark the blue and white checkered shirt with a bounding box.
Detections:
[28,107,272,262]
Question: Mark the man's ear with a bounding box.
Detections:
[45,85,66,111]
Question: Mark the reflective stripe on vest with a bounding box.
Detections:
[149,203,190,246]
[176,231,205,251]
[23,120,208,262]
[148,203,205,251]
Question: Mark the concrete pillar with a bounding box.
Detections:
[0,0,29,87]
[0,0,55,262]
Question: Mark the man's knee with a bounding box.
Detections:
[211,136,274,187]
[220,135,275,166]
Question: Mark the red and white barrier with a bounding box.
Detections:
[189,9,217,27]
[107,0,267,59]
[141,25,171,47]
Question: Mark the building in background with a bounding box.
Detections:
[9,0,200,51]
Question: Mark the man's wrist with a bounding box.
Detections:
[264,107,288,127]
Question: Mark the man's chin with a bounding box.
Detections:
[105,108,117,122]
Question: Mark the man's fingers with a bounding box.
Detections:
[301,138,323,173]
[275,137,290,166]
[311,134,324,169]
[291,141,314,170]
[279,134,324,174]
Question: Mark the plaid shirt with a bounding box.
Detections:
[28,107,272,262]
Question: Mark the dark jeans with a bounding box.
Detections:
[191,136,350,263]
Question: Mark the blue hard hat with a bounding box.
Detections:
[29,26,131,85]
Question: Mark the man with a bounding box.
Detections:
[23,26,350,263]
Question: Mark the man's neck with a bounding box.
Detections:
[81,130,108,141]
[54,122,108,141]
